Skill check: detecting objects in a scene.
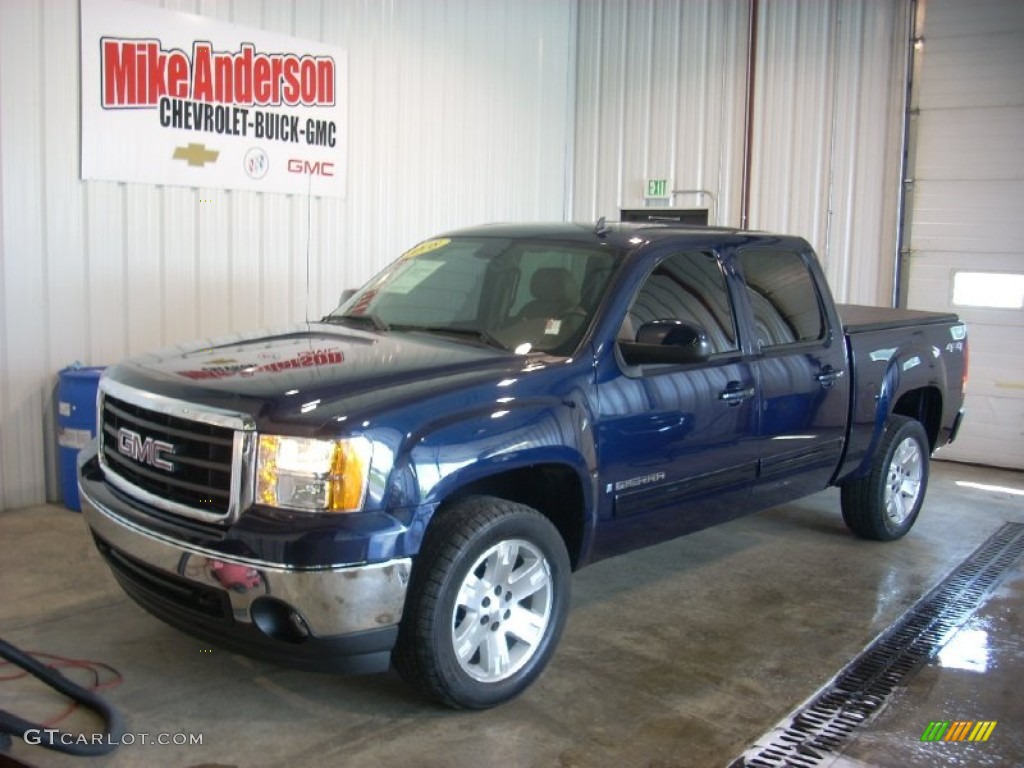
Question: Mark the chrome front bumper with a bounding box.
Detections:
[80,484,412,640]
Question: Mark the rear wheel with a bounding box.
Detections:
[841,415,930,541]
[393,496,571,709]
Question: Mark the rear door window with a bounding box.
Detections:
[735,249,824,349]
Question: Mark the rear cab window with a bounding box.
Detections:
[734,249,826,351]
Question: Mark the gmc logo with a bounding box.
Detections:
[287,159,334,177]
[117,428,175,472]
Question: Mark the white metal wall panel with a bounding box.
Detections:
[572,0,750,223]
[574,0,907,307]
[751,2,837,246]
[827,2,908,306]
[906,0,1024,469]
[1,0,48,511]
[0,0,575,510]
[0,0,924,509]
[750,0,908,305]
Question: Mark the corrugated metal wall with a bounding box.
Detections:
[573,0,750,225]
[751,0,908,304]
[574,0,909,303]
[905,0,1024,469]
[1,0,917,510]
[0,0,576,510]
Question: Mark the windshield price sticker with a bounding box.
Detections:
[544,319,562,335]
[402,239,451,259]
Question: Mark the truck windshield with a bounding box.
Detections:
[326,236,621,355]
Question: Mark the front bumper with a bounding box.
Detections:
[80,458,411,674]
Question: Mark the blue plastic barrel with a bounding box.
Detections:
[57,366,105,511]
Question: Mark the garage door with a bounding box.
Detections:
[904,0,1024,469]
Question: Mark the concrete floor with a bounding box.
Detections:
[1,460,1021,768]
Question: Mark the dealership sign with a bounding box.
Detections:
[80,0,347,197]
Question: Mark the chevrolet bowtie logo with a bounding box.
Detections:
[173,143,219,167]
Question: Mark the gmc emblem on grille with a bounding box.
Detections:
[116,428,176,472]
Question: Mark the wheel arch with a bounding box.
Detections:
[429,462,590,570]
[444,462,589,573]
[843,385,940,483]
[892,385,943,451]
[838,353,946,484]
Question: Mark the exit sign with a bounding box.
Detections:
[645,178,670,198]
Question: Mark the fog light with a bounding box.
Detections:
[250,597,311,643]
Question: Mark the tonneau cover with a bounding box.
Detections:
[838,303,960,334]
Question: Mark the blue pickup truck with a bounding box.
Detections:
[79,222,967,708]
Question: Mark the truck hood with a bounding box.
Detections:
[105,323,533,431]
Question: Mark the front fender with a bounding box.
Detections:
[379,396,598,562]
[411,398,596,507]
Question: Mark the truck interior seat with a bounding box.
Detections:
[518,268,581,319]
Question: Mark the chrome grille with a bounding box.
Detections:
[98,379,256,524]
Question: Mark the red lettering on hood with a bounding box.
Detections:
[176,349,344,380]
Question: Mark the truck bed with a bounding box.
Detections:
[838,303,960,335]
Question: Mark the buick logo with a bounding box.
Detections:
[117,427,176,472]
[243,147,269,179]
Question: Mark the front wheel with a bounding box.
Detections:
[841,415,930,541]
[393,496,571,709]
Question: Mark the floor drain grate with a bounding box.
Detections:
[730,521,1024,768]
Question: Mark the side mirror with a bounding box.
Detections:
[620,320,711,365]
[338,288,358,305]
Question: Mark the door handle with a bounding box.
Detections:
[815,365,844,389]
[718,383,755,406]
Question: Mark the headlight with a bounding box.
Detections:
[256,435,371,512]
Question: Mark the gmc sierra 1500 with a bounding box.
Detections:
[79,222,967,708]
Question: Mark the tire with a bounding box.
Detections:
[841,415,930,541]
[393,496,571,709]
